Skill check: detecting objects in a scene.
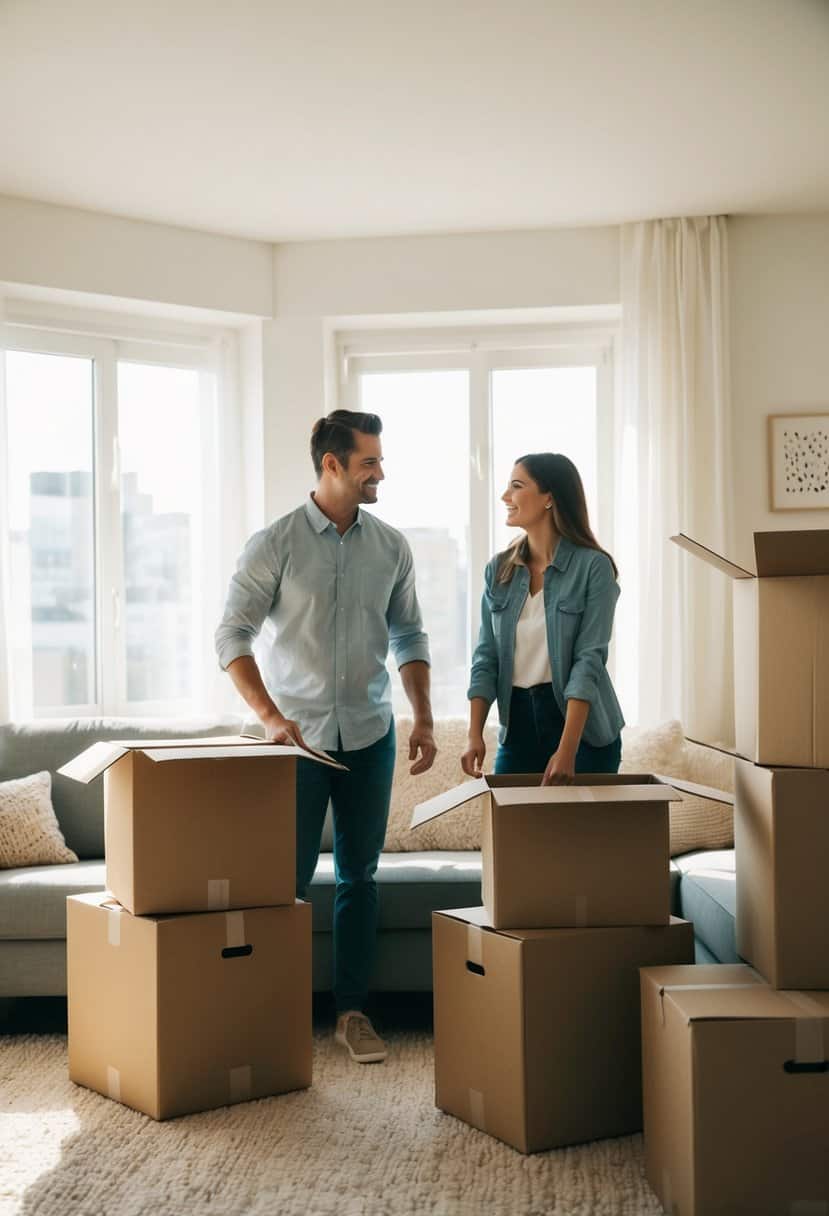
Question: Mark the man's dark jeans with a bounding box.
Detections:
[296,721,396,1013]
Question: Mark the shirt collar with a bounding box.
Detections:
[550,536,574,572]
[305,494,363,534]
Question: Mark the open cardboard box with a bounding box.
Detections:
[640,963,829,1216]
[673,529,829,767]
[59,736,344,916]
[413,773,698,929]
[68,893,312,1120]
[432,907,694,1153]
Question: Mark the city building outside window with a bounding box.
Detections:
[2,317,230,720]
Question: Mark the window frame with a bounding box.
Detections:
[3,304,232,720]
[339,323,618,695]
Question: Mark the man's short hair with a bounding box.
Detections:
[310,410,383,477]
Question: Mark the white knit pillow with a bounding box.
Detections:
[384,717,499,852]
[0,771,79,868]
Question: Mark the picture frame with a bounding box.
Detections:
[768,412,829,511]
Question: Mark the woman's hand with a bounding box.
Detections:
[461,734,487,778]
[263,712,309,751]
[541,743,577,786]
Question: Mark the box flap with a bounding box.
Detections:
[664,984,829,1025]
[410,777,490,829]
[754,529,829,577]
[671,533,754,580]
[651,774,735,806]
[490,783,684,806]
[58,742,131,784]
[143,744,346,769]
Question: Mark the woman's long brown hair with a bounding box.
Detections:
[496,452,619,583]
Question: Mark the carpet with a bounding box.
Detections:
[1,1030,662,1216]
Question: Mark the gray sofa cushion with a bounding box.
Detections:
[0,860,106,939]
[0,717,239,859]
[304,852,484,932]
[675,848,739,963]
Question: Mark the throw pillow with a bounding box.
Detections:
[0,771,79,868]
[383,717,499,851]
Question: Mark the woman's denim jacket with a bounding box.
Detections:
[468,537,625,747]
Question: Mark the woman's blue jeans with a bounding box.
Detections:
[295,721,396,1014]
[494,684,622,775]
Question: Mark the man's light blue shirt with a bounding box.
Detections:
[215,496,430,751]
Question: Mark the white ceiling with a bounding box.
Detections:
[2,0,829,244]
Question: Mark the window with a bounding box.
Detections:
[3,318,227,719]
[341,327,616,718]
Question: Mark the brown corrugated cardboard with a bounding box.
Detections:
[640,963,829,1216]
[59,737,342,915]
[673,530,829,767]
[432,907,695,1153]
[414,774,686,928]
[67,893,312,1120]
[735,757,829,989]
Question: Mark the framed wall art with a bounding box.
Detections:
[768,412,829,511]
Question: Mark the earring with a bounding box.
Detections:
[545,504,552,510]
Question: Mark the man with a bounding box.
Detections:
[215,409,436,1064]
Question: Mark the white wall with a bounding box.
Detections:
[264,225,620,519]
[0,194,273,317]
[730,214,829,566]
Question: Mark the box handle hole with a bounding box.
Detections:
[222,945,253,959]
[466,961,485,976]
[784,1059,828,1074]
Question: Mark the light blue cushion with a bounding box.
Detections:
[675,849,739,963]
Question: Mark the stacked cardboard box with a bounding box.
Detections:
[413,773,702,1153]
[637,532,829,1213]
[60,737,338,1119]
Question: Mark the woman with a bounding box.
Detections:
[461,453,624,785]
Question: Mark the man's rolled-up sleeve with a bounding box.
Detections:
[214,529,281,671]
[387,539,430,669]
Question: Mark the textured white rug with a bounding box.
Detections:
[1,1031,662,1216]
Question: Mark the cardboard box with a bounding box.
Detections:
[735,757,829,989]
[413,774,686,928]
[432,907,694,1153]
[59,736,342,915]
[67,892,312,1120]
[673,530,829,767]
[640,963,829,1216]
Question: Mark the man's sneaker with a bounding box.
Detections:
[334,1012,387,1063]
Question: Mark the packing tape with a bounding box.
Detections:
[783,993,826,1064]
[229,1064,252,1103]
[466,925,483,969]
[107,906,121,947]
[573,895,588,927]
[225,911,246,949]
[790,1203,829,1216]
[468,1088,486,1131]
[207,879,230,911]
[107,1065,121,1102]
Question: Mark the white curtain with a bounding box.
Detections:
[614,217,734,744]
[0,298,11,722]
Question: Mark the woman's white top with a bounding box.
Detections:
[512,589,553,688]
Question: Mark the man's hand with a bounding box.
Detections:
[541,744,577,786]
[408,720,437,775]
[460,734,486,778]
[263,712,309,751]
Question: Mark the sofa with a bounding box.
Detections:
[0,716,737,999]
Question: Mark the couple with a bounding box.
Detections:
[214,409,624,1065]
